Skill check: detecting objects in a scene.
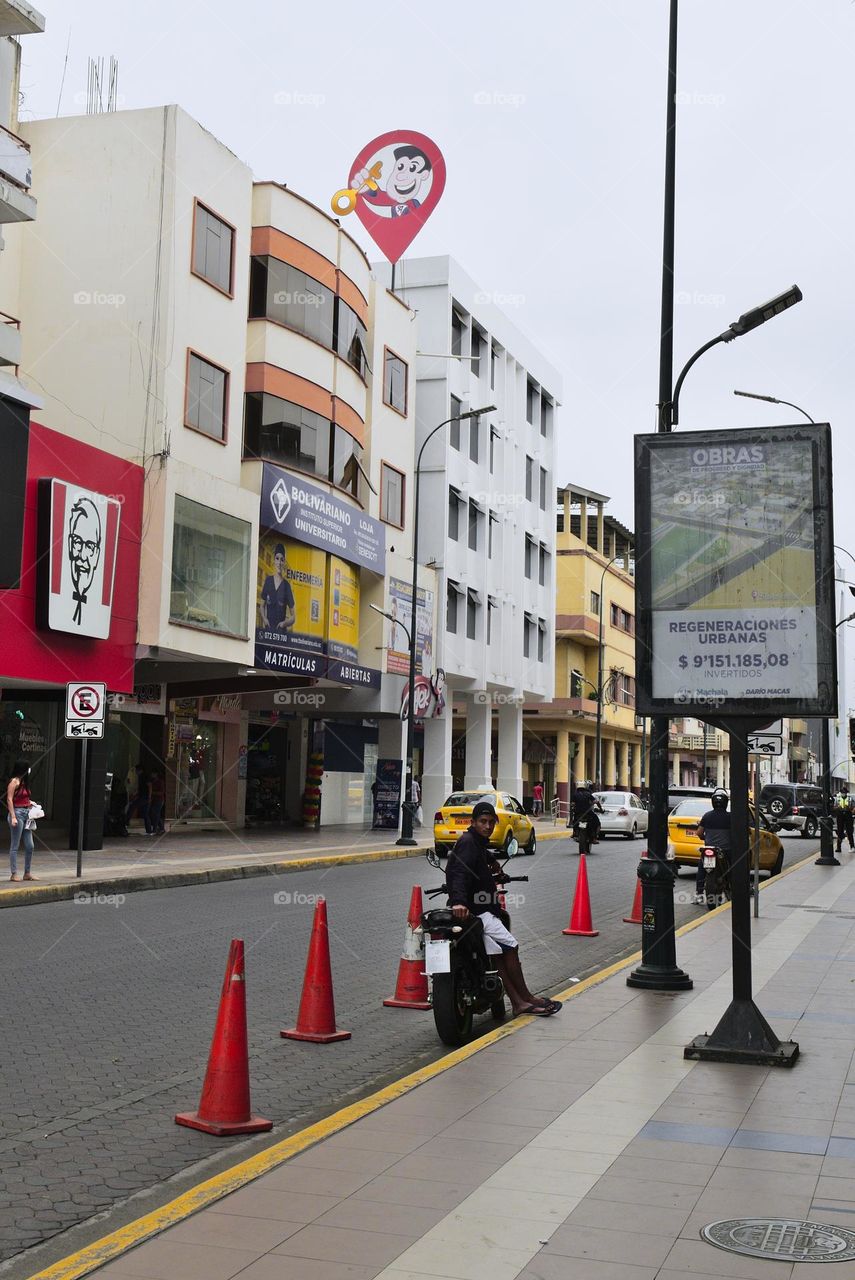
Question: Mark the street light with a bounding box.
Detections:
[397,404,497,846]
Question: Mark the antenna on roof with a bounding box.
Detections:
[86,56,119,114]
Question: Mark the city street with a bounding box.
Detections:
[0,832,812,1273]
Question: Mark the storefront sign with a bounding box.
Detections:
[386,577,434,676]
[260,463,385,575]
[255,533,327,675]
[327,555,359,665]
[36,479,122,640]
[400,669,446,720]
[326,659,381,690]
[635,425,836,717]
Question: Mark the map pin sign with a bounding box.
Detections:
[331,130,446,265]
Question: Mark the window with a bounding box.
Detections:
[448,487,461,540]
[490,344,498,390]
[539,467,547,511]
[611,669,635,706]
[489,511,499,559]
[186,352,228,441]
[540,397,551,438]
[467,589,479,640]
[471,327,484,378]
[170,496,250,637]
[451,309,464,357]
[539,544,548,587]
[469,414,479,464]
[193,201,234,295]
[525,456,534,502]
[537,620,546,662]
[610,603,634,633]
[489,424,499,474]
[488,596,497,644]
[335,298,368,378]
[468,501,480,551]
[523,613,534,658]
[525,535,536,579]
[526,380,537,424]
[383,349,408,415]
[570,669,584,698]
[450,395,461,450]
[590,590,600,615]
[380,463,405,527]
[447,580,460,633]
[248,257,334,346]
[243,394,366,503]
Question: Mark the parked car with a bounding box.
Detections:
[433,789,536,857]
[593,791,649,839]
[668,785,723,813]
[759,783,825,838]
[667,796,784,875]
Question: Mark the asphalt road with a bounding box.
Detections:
[0,830,814,1273]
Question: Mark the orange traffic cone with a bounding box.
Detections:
[282,899,351,1042]
[176,939,272,1136]
[562,853,599,937]
[623,851,647,924]
[384,886,431,1009]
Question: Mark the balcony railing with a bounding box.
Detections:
[671,732,726,752]
[0,123,31,191]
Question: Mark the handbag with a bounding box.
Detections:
[26,802,45,830]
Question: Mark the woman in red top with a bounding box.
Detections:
[6,759,34,882]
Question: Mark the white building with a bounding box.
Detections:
[377,257,560,821]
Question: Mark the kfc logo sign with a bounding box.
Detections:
[37,479,121,639]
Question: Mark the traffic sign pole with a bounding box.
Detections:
[76,738,87,878]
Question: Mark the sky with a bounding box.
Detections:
[16,0,855,557]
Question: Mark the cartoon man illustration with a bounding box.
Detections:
[67,496,102,626]
[354,145,433,217]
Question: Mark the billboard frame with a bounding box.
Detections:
[635,422,836,719]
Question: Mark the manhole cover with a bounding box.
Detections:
[702,1219,855,1262]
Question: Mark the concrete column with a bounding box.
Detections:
[572,733,587,784]
[464,696,493,790]
[618,740,629,787]
[631,741,641,789]
[422,712,453,829]
[556,728,570,810]
[716,752,724,788]
[603,737,616,788]
[497,700,523,798]
[671,750,681,786]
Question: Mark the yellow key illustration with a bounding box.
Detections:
[331,161,382,216]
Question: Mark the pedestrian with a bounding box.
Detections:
[835,786,854,853]
[6,759,35,882]
[411,777,422,826]
[147,770,165,835]
[532,779,544,818]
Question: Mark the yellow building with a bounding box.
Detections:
[523,486,642,814]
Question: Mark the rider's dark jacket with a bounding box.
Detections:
[446,827,501,915]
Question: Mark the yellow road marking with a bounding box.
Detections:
[27,846,823,1280]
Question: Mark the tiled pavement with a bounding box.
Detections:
[81,853,855,1280]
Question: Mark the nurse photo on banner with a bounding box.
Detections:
[255,533,326,671]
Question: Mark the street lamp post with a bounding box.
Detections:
[397,404,496,846]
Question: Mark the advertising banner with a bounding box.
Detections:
[255,534,326,675]
[635,424,836,717]
[36,478,121,639]
[260,463,385,575]
[373,758,403,829]
[386,577,434,675]
[327,555,359,665]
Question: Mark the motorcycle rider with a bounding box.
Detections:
[568,780,603,843]
[695,789,732,902]
[446,800,561,1018]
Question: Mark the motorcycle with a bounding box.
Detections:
[421,842,528,1046]
[571,802,604,855]
[700,844,731,910]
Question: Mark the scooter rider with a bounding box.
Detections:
[695,790,731,903]
[568,780,603,842]
[446,800,561,1018]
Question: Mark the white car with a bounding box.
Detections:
[593,791,649,840]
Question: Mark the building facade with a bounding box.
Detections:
[378,256,560,822]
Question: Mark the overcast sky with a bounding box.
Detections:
[17,1,855,557]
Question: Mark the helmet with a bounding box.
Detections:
[711,790,728,810]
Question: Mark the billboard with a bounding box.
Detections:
[635,424,836,717]
[386,577,434,676]
[255,534,326,675]
[327,555,359,665]
[36,479,121,639]
[260,463,385,575]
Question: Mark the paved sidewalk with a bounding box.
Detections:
[44,851,855,1280]
[0,819,567,907]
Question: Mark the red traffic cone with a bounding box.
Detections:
[282,899,351,1042]
[623,850,647,924]
[562,853,599,937]
[384,886,431,1009]
[176,939,272,1136]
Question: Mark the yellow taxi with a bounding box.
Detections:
[433,789,536,857]
[668,796,783,876]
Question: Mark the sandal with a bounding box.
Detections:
[9,874,20,882]
[520,999,562,1018]
[22,873,37,881]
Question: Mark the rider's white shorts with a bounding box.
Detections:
[477,911,518,955]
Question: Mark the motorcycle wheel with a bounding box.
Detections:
[491,998,507,1022]
[432,971,474,1046]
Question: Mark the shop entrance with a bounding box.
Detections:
[246,723,289,825]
